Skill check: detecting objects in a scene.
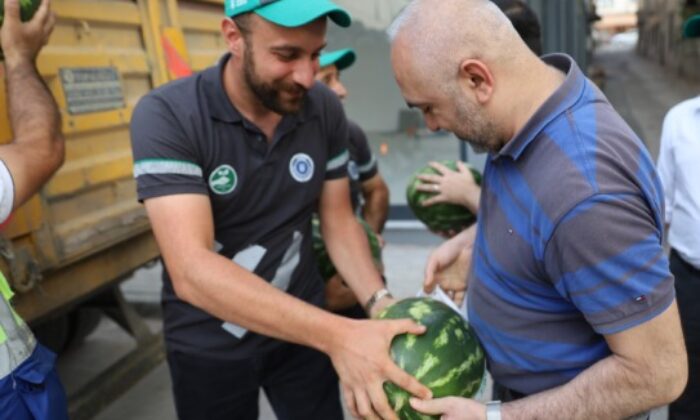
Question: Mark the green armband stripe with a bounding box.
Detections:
[326,150,349,172]
[357,154,377,174]
[134,159,203,178]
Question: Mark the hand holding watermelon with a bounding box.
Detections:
[409,396,487,420]
[378,298,486,420]
[0,0,54,62]
[328,317,432,420]
[406,160,482,236]
[424,225,477,307]
[414,161,481,215]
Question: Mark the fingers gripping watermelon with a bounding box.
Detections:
[406,160,482,233]
[312,215,382,281]
[1,0,43,59]
[378,298,485,420]
[0,0,42,28]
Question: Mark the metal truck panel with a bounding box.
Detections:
[0,0,232,323]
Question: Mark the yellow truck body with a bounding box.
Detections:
[0,0,226,325]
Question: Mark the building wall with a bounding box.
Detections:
[637,0,700,80]
[327,17,409,132]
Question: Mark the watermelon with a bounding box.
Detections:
[406,160,482,233]
[0,0,42,28]
[0,0,43,59]
[312,214,382,281]
[378,297,485,420]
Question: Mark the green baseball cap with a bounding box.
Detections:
[319,48,356,71]
[226,0,351,28]
[683,15,700,38]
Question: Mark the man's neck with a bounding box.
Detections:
[503,56,567,142]
[222,59,282,141]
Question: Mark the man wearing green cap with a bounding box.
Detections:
[683,14,700,38]
[315,48,389,316]
[130,1,430,419]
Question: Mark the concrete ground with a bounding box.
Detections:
[54,39,695,419]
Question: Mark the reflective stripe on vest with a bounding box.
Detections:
[0,271,36,379]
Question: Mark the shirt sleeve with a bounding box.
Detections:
[130,94,208,201]
[322,91,350,180]
[656,109,676,225]
[0,159,15,224]
[348,121,378,182]
[543,192,675,335]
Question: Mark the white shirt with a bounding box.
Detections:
[657,96,700,269]
[0,159,14,224]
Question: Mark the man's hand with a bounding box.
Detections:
[424,226,476,306]
[415,161,481,214]
[1,0,55,64]
[410,397,486,420]
[328,318,432,419]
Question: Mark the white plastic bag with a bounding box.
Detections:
[415,285,468,321]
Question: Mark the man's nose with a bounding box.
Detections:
[294,59,317,90]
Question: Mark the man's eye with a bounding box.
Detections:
[276,53,296,61]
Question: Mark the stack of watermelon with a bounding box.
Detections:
[406,160,482,233]
[312,215,382,281]
[0,0,43,59]
[378,298,485,420]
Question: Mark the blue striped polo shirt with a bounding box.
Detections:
[467,54,674,395]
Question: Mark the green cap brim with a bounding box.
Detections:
[255,0,351,28]
[683,15,700,38]
[320,48,356,71]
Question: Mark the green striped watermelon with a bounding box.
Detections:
[312,215,382,281]
[0,0,43,59]
[378,297,485,420]
[0,0,42,28]
[406,161,482,233]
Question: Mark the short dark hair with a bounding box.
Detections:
[233,13,254,37]
[492,0,543,55]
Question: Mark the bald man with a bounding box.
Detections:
[388,1,687,419]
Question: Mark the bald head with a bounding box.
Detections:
[388,0,530,90]
[387,0,564,153]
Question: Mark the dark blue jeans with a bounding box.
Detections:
[167,341,342,420]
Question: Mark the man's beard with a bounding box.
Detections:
[452,92,504,154]
[243,44,307,115]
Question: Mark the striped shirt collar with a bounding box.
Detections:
[494,53,587,161]
[202,53,318,125]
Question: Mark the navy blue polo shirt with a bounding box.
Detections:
[467,54,674,394]
[130,54,350,359]
[346,120,378,211]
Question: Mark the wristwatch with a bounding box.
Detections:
[486,400,502,420]
[364,287,392,314]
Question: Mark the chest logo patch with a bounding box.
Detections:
[209,164,238,195]
[289,153,314,183]
[347,160,359,181]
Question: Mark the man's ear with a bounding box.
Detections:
[221,18,245,56]
[457,59,495,105]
